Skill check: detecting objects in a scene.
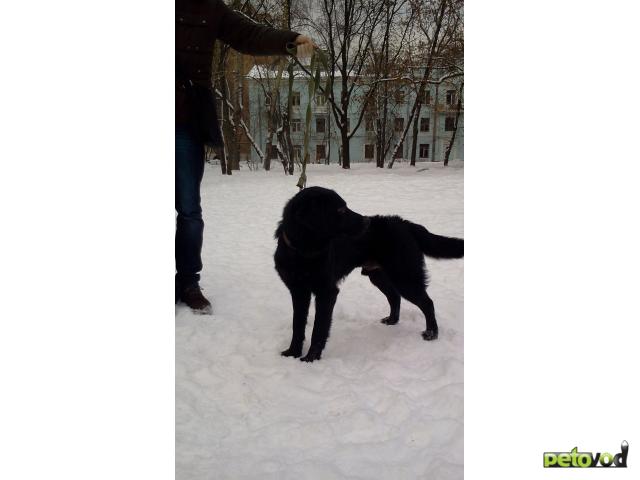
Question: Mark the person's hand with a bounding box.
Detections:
[294,35,316,58]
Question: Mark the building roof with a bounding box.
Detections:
[246,64,341,80]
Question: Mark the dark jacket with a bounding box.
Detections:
[176,0,299,146]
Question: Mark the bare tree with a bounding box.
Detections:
[363,0,414,168]
[303,0,387,169]
[243,0,302,173]
[211,0,289,174]
[251,60,295,172]
[214,87,265,168]
[388,0,463,168]
[212,0,254,174]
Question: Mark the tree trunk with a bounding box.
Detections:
[431,84,439,162]
[326,112,332,165]
[219,80,234,175]
[443,81,463,166]
[409,113,419,166]
[377,7,391,168]
[219,154,228,175]
[340,124,350,169]
[340,76,350,169]
[231,51,243,171]
[218,133,228,175]
[409,82,427,166]
[376,83,388,168]
[263,137,272,171]
[276,116,292,174]
[222,121,236,175]
[263,109,278,172]
[285,114,295,175]
[263,142,271,172]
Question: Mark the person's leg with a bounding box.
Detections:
[175,125,211,312]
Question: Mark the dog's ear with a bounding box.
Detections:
[294,199,329,233]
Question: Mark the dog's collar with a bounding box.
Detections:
[281,230,296,250]
[281,230,326,257]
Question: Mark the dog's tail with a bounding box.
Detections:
[410,223,464,259]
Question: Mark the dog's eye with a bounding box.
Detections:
[337,206,347,214]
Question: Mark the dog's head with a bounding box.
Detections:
[281,187,367,243]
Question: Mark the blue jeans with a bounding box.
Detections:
[175,125,205,287]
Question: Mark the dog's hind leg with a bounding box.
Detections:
[300,286,339,362]
[281,287,311,358]
[363,268,401,325]
[396,283,439,341]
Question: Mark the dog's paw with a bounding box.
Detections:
[300,349,322,362]
[422,329,439,341]
[281,347,302,358]
[380,316,399,325]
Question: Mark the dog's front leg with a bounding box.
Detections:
[281,287,311,358]
[301,287,339,362]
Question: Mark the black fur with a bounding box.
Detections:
[274,186,463,362]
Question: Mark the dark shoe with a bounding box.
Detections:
[180,284,212,315]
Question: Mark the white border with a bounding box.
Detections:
[0,1,174,478]
[466,0,640,478]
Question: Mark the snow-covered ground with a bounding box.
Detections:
[176,162,464,480]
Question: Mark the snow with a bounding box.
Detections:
[176,162,464,479]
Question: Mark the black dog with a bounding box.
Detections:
[274,187,463,362]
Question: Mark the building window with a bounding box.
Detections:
[268,144,279,159]
[291,118,301,133]
[424,89,431,105]
[316,117,326,134]
[315,95,326,106]
[394,117,404,132]
[364,144,374,159]
[419,144,429,159]
[445,116,456,131]
[292,91,300,107]
[394,141,404,159]
[293,145,302,162]
[365,116,374,132]
[446,90,456,105]
[394,89,405,104]
[420,117,430,132]
[316,144,326,161]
